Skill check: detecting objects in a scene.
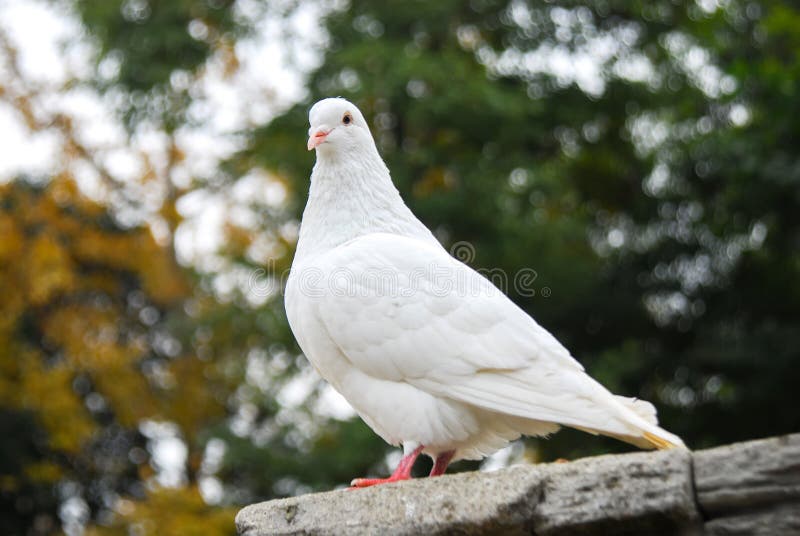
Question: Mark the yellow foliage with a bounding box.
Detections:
[87,486,237,536]
[222,222,254,258]
[0,276,25,338]
[42,304,139,370]
[25,234,76,306]
[24,461,63,483]
[137,243,191,305]
[73,228,189,306]
[0,212,24,262]
[161,357,226,438]
[160,198,183,233]
[0,178,199,455]
[92,362,158,427]
[18,357,95,453]
[1,165,237,533]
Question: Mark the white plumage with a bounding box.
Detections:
[286,97,684,486]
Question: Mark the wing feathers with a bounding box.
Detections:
[310,233,685,450]
[615,396,658,426]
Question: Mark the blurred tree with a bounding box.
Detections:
[77,0,241,128]
[1,1,379,533]
[0,177,233,533]
[240,0,799,461]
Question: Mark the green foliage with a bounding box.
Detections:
[245,0,800,459]
[78,0,240,90]
[75,0,241,128]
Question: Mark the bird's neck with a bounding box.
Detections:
[295,149,437,258]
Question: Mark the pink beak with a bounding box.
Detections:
[307,129,330,151]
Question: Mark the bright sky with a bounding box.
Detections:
[0,0,320,259]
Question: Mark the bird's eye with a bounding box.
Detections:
[342,112,352,125]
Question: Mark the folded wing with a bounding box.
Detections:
[313,233,684,449]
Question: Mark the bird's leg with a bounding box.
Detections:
[429,450,455,477]
[349,444,424,488]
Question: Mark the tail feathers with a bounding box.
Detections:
[642,429,686,450]
[573,394,687,450]
[616,396,658,425]
[575,425,686,450]
[614,395,686,450]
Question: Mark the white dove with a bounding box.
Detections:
[285,97,685,488]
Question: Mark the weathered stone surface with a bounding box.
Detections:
[237,466,543,536]
[236,434,800,535]
[703,503,800,536]
[694,433,800,535]
[532,449,698,535]
[236,448,699,535]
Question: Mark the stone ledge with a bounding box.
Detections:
[236,433,799,535]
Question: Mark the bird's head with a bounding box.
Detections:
[307,97,373,157]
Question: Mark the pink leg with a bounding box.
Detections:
[429,450,455,477]
[350,445,424,488]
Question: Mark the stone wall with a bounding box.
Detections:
[236,433,800,535]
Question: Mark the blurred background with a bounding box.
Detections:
[1,0,798,533]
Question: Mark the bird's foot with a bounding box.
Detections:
[349,474,410,488]
[347,444,424,490]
